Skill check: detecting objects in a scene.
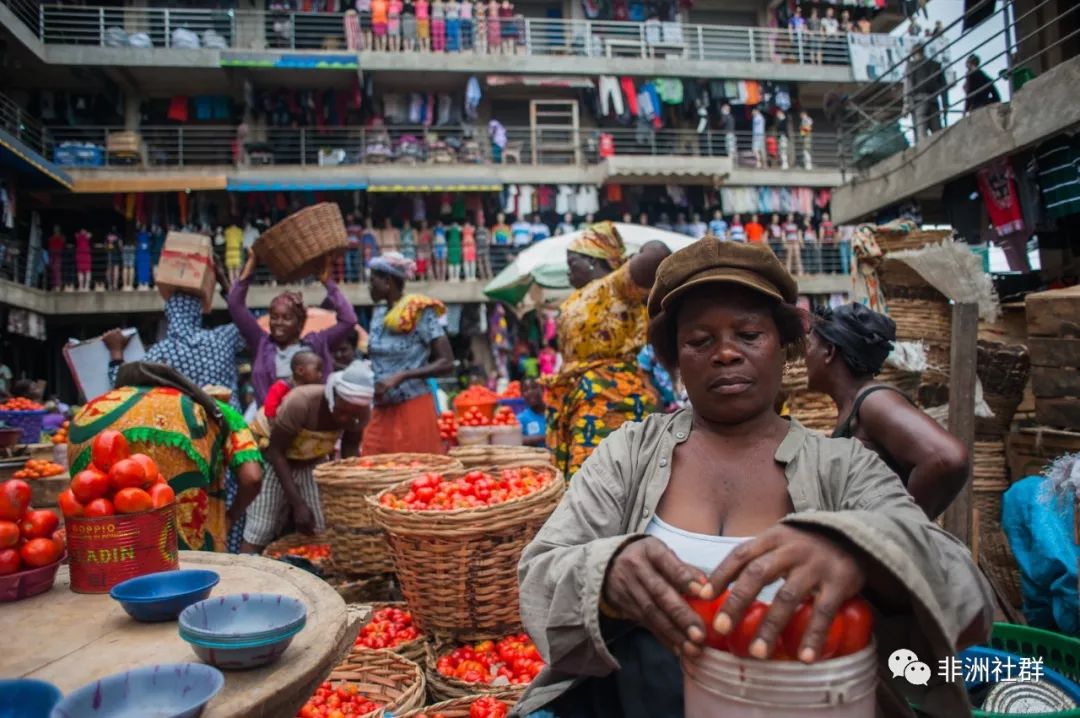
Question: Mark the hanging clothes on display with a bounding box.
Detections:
[1036,134,1080,220]
[976,157,1025,237]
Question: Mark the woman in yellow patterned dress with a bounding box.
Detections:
[67,381,264,553]
[544,222,671,478]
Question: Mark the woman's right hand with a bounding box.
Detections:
[291,501,317,535]
[603,537,709,657]
[102,328,132,360]
[239,253,257,282]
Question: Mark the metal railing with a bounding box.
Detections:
[837,0,1080,173]
[0,91,49,157]
[47,125,842,170]
[2,1,853,67]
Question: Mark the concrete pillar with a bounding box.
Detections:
[124,96,140,130]
[234,0,267,50]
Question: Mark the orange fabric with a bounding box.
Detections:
[607,184,623,202]
[361,392,444,455]
[746,222,766,243]
[745,81,761,105]
[372,0,388,23]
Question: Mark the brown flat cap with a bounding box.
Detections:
[648,237,799,318]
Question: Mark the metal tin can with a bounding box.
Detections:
[66,504,179,593]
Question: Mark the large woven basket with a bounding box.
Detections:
[448,445,553,469]
[975,341,1031,436]
[263,533,332,573]
[368,465,565,640]
[355,601,428,664]
[424,643,529,703]
[316,454,464,577]
[327,648,426,718]
[398,693,518,718]
[254,202,348,281]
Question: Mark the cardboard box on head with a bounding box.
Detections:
[156,231,216,312]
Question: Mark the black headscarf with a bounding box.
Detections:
[813,303,897,377]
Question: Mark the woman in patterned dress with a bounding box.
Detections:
[544,222,670,478]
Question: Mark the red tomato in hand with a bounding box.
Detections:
[113,488,153,514]
[686,595,727,650]
[781,600,844,661]
[91,430,130,472]
[149,483,175,508]
[58,488,85,518]
[129,454,159,486]
[727,601,775,658]
[0,548,20,575]
[84,498,115,518]
[0,479,31,521]
[835,598,874,657]
[109,459,148,492]
[20,537,61,568]
[70,468,109,504]
[0,520,19,548]
[19,509,59,540]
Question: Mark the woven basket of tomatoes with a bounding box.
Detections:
[0,478,66,602]
[448,446,553,470]
[0,398,47,444]
[369,466,564,640]
[425,635,543,702]
[312,648,426,718]
[315,454,464,577]
[354,601,427,664]
[399,693,517,718]
[265,533,332,572]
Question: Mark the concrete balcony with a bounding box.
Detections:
[1,0,857,81]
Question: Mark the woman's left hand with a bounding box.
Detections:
[703,524,866,662]
[374,373,402,400]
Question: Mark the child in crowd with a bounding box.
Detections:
[264,351,324,420]
[517,378,547,447]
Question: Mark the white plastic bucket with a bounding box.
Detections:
[682,644,877,718]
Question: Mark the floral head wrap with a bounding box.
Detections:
[568,221,626,269]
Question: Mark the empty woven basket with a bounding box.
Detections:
[254,202,348,281]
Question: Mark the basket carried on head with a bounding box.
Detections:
[315,453,464,577]
[424,643,529,703]
[327,648,426,718]
[354,601,428,664]
[254,202,348,281]
[368,465,565,640]
[448,445,553,469]
[398,693,519,718]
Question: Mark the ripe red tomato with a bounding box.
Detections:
[20,537,61,568]
[109,459,148,492]
[834,598,874,657]
[129,454,159,485]
[53,528,66,552]
[71,468,110,504]
[0,520,19,548]
[58,488,85,518]
[84,498,115,518]
[0,548,20,575]
[113,488,153,514]
[0,479,31,521]
[92,430,130,471]
[686,595,727,650]
[19,509,59,540]
[727,601,775,658]
[469,696,509,718]
[781,600,844,660]
[149,483,175,509]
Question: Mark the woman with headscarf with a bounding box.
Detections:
[513,241,990,718]
[363,251,454,455]
[805,302,969,518]
[545,222,671,478]
[241,360,374,553]
[228,254,358,406]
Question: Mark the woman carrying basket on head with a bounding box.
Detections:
[228,254,358,407]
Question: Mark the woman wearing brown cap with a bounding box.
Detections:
[543,221,671,478]
[514,239,991,718]
[806,303,969,519]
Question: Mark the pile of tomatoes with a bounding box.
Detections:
[354,605,421,650]
[0,478,65,575]
[413,696,509,718]
[491,407,519,428]
[51,420,70,446]
[297,682,381,718]
[437,411,458,443]
[379,468,550,512]
[499,381,522,399]
[686,592,874,661]
[12,459,66,480]
[458,407,491,428]
[435,634,545,686]
[0,398,44,412]
[268,543,331,563]
[59,431,175,519]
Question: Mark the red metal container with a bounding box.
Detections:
[66,504,178,594]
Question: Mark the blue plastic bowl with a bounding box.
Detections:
[49,663,223,718]
[180,624,304,670]
[0,679,62,718]
[110,570,220,622]
[179,593,307,644]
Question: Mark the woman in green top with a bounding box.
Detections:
[447,221,463,281]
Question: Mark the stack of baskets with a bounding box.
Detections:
[253,202,348,281]
[781,361,838,434]
[324,648,427,718]
[314,453,464,578]
[448,445,553,469]
[971,437,1022,609]
[879,260,953,388]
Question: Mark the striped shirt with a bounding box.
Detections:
[1036,135,1080,219]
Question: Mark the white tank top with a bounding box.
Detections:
[644,515,782,602]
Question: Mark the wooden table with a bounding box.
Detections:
[0,552,361,717]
